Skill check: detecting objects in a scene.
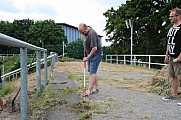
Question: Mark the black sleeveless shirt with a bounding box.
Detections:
[167,24,181,58]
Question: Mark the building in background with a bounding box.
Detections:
[58,23,103,44]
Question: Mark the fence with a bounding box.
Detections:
[0,54,34,61]
[0,33,58,120]
[1,53,57,82]
[106,54,167,69]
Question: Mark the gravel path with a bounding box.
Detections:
[98,71,154,79]
[91,84,181,120]
[41,72,181,120]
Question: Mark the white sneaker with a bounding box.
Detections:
[177,101,181,106]
[82,90,90,97]
[86,90,90,95]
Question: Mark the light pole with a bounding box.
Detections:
[63,41,65,57]
[125,19,133,65]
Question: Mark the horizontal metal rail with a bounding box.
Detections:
[0,33,46,52]
[106,54,167,69]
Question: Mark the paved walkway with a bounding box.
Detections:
[41,72,81,120]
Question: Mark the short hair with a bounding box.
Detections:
[170,7,181,15]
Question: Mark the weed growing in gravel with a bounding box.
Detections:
[70,98,116,120]
[29,86,67,119]
[142,114,151,120]
[58,87,79,94]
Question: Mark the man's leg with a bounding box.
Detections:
[172,76,179,97]
[88,73,97,91]
[94,75,98,89]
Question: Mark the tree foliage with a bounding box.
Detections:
[103,0,181,55]
[28,20,67,48]
[0,19,67,55]
[66,39,84,59]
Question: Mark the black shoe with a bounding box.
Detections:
[162,96,177,101]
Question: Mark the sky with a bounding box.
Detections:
[0,0,126,46]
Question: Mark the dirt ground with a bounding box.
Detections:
[0,61,166,120]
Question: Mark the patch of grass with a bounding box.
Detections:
[29,85,67,119]
[30,86,67,110]
[142,114,151,120]
[71,101,92,120]
[79,112,92,120]
[70,98,115,120]
[128,109,134,114]
[59,87,77,94]
[68,73,88,81]
[1,81,15,97]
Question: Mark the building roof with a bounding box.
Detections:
[57,23,103,38]
[57,23,78,30]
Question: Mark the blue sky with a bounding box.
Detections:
[0,0,126,46]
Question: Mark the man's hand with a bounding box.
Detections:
[165,56,169,63]
[83,57,89,62]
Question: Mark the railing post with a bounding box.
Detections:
[2,65,5,81]
[16,72,18,79]
[36,51,41,91]
[106,55,107,63]
[116,55,118,64]
[134,56,136,66]
[110,55,112,63]
[53,53,56,68]
[149,55,151,69]
[20,47,28,120]
[50,52,54,78]
[56,53,58,62]
[44,51,48,86]
[124,55,126,65]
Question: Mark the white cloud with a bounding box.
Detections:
[0,0,126,46]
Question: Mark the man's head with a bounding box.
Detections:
[169,8,181,23]
[78,23,89,35]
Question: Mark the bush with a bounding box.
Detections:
[65,39,84,59]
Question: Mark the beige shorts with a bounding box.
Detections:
[169,57,181,76]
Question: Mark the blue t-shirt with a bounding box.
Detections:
[83,27,102,55]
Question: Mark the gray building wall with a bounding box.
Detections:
[58,23,103,44]
[58,23,82,43]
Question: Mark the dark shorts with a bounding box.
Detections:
[169,57,181,76]
[88,52,102,74]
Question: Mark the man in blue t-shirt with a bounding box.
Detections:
[78,23,102,96]
[162,8,181,106]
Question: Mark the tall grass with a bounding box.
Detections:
[1,81,15,97]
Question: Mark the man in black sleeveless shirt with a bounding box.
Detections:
[162,8,181,106]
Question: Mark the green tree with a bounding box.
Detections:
[103,0,181,55]
[66,39,84,59]
[12,19,34,42]
[28,20,67,54]
[28,20,66,47]
[0,20,19,54]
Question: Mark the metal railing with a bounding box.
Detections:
[0,33,58,120]
[106,54,167,69]
[1,53,57,83]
